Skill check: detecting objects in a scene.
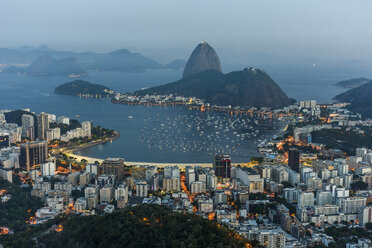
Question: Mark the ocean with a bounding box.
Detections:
[0,64,370,162]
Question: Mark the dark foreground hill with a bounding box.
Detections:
[39,205,251,248]
[55,80,110,96]
[334,80,372,118]
[137,68,291,109]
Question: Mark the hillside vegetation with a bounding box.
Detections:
[137,68,291,109]
[39,205,251,248]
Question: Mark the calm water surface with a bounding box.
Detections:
[0,65,370,162]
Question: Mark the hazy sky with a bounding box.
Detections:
[1,0,372,63]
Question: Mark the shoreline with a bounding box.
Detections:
[61,132,214,168]
[59,131,120,158]
[111,99,292,119]
[56,100,291,167]
[61,122,287,168]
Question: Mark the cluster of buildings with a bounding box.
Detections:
[0,109,91,182]
[113,93,205,106]
[1,98,372,248]
[17,154,298,247]
[21,111,91,142]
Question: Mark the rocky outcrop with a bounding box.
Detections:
[183,42,222,78]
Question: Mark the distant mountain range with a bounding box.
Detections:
[334,80,372,118]
[87,49,163,72]
[0,46,184,75]
[335,78,370,88]
[136,42,291,109]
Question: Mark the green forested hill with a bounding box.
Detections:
[39,205,251,248]
[55,80,110,96]
[136,68,291,109]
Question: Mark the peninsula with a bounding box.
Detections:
[135,42,291,109]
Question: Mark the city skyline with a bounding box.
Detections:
[1,1,372,247]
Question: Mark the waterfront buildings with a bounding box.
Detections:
[57,116,70,125]
[100,158,125,180]
[2,101,372,247]
[82,121,92,138]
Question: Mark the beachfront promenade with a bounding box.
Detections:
[67,152,245,168]
[60,130,248,168]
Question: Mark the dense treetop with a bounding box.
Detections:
[55,80,110,96]
[40,204,251,248]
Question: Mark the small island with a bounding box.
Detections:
[55,80,113,97]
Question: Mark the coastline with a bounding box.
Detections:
[59,131,120,160]
[59,117,290,168]
[61,132,215,168]
[54,96,291,167]
[112,99,292,119]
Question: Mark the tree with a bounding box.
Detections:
[249,192,267,200]
[71,189,84,200]
[365,222,372,230]
[281,181,291,188]
[35,205,253,248]
[250,157,264,164]
[350,181,368,191]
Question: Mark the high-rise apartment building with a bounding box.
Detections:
[22,114,34,138]
[136,181,148,197]
[37,113,49,140]
[82,121,91,138]
[288,148,300,172]
[213,154,231,183]
[20,141,48,171]
[100,158,125,180]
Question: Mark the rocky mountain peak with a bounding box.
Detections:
[182,42,222,78]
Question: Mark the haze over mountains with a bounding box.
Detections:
[0,46,186,75]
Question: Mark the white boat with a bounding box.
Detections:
[128,115,134,119]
